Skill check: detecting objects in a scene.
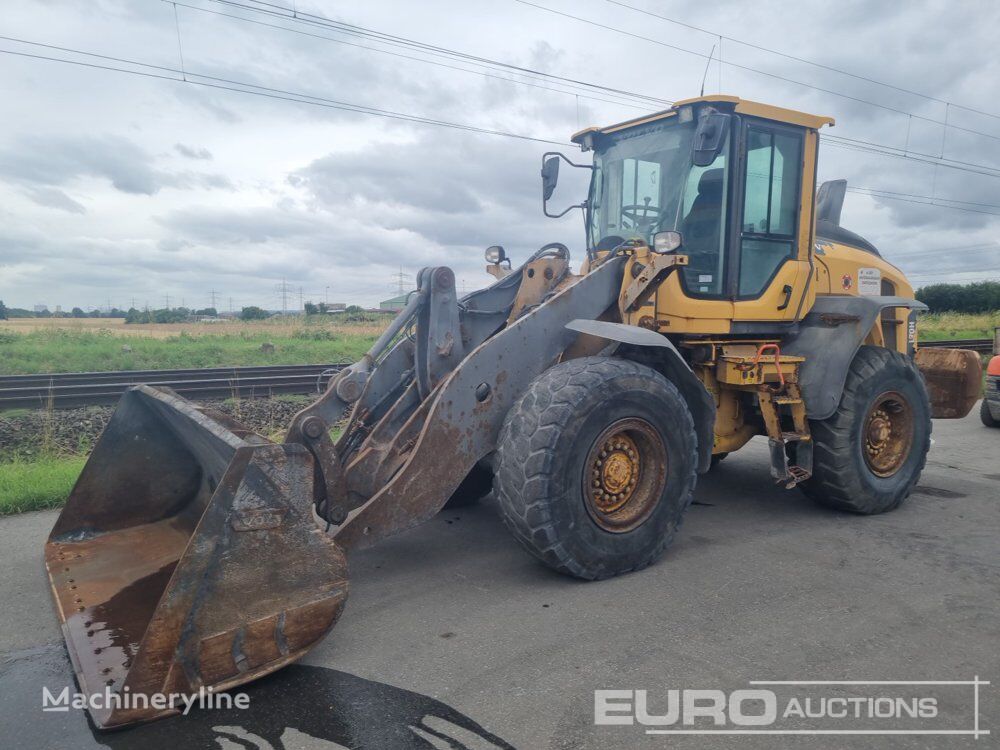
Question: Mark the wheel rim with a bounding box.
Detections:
[583,418,667,533]
[862,391,915,477]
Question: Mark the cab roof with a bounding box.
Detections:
[570,95,835,146]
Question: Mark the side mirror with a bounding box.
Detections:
[540,152,593,219]
[541,156,560,201]
[692,109,731,167]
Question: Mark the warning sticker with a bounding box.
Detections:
[858,267,881,296]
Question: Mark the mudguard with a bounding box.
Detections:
[563,319,717,473]
[782,295,928,420]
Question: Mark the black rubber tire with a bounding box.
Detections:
[708,452,729,469]
[495,356,698,580]
[442,464,494,509]
[981,399,999,428]
[801,346,931,514]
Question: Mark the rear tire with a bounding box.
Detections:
[495,357,698,580]
[801,346,930,514]
[442,464,493,509]
[981,399,999,428]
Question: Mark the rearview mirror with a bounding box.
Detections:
[692,109,731,167]
[540,152,593,219]
[541,156,560,201]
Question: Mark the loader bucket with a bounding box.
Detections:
[44,386,348,729]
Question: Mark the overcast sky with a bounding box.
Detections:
[1,0,999,311]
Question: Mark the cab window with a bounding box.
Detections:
[739,126,802,297]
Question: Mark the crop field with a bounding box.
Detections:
[0,315,391,375]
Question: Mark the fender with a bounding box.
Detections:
[782,295,928,420]
[564,319,717,474]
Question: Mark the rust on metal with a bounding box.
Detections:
[583,418,666,533]
[914,347,983,419]
[45,386,348,729]
[862,391,915,477]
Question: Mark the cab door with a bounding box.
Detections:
[730,119,818,326]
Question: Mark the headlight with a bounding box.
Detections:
[485,245,506,264]
[653,231,682,253]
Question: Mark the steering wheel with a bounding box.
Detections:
[621,197,662,231]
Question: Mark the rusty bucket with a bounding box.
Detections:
[914,347,983,419]
[44,386,348,729]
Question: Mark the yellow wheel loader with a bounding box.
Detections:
[46,95,983,728]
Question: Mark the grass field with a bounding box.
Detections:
[1,310,994,375]
[0,316,390,374]
[0,456,86,516]
[917,311,1000,341]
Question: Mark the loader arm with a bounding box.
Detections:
[285,246,579,527]
[335,254,627,549]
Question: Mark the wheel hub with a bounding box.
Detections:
[584,418,667,532]
[592,434,639,512]
[863,392,914,477]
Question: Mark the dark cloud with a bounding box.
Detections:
[23,186,86,214]
[0,135,164,194]
[174,143,213,160]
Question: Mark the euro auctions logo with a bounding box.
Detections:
[595,679,990,738]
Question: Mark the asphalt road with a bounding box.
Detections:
[1,406,996,749]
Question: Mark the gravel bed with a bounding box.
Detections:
[0,395,314,460]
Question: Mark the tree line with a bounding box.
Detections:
[915,281,1000,313]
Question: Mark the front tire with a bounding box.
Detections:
[981,399,999,428]
[495,357,698,580]
[802,346,931,514]
[442,464,493,509]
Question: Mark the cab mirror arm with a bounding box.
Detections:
[541,152,593,218]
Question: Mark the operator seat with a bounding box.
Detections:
[682,168,724,267]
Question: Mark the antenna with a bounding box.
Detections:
[699,43,716,97]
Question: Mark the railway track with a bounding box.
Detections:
[0,363,348,410]
[0,338,992,412]
[919,338,994,353]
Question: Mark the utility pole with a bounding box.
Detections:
[210,289,218,311]
[164,294,170,310]
[279,278,289,315]
[390,266,412,296]
[299,286,304,312]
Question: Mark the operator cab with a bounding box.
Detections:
[551,96,834,333]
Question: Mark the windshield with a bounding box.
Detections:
[588,116,730,295]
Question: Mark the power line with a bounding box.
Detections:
[514,0,1000,146]
[189,4,1000,180]
[0,41,571,146]
[604,0,1000,124]
[848,191,1000,217]
[848,187,1000,211]
[195,0,673,109]
[171,0,662,112]
[3,36,999,218]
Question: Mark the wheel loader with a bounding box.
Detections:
[45,95,983,728]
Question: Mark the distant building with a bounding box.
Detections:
[33,303,48,313]
[328,302,346,311]
[379,294,409,311]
